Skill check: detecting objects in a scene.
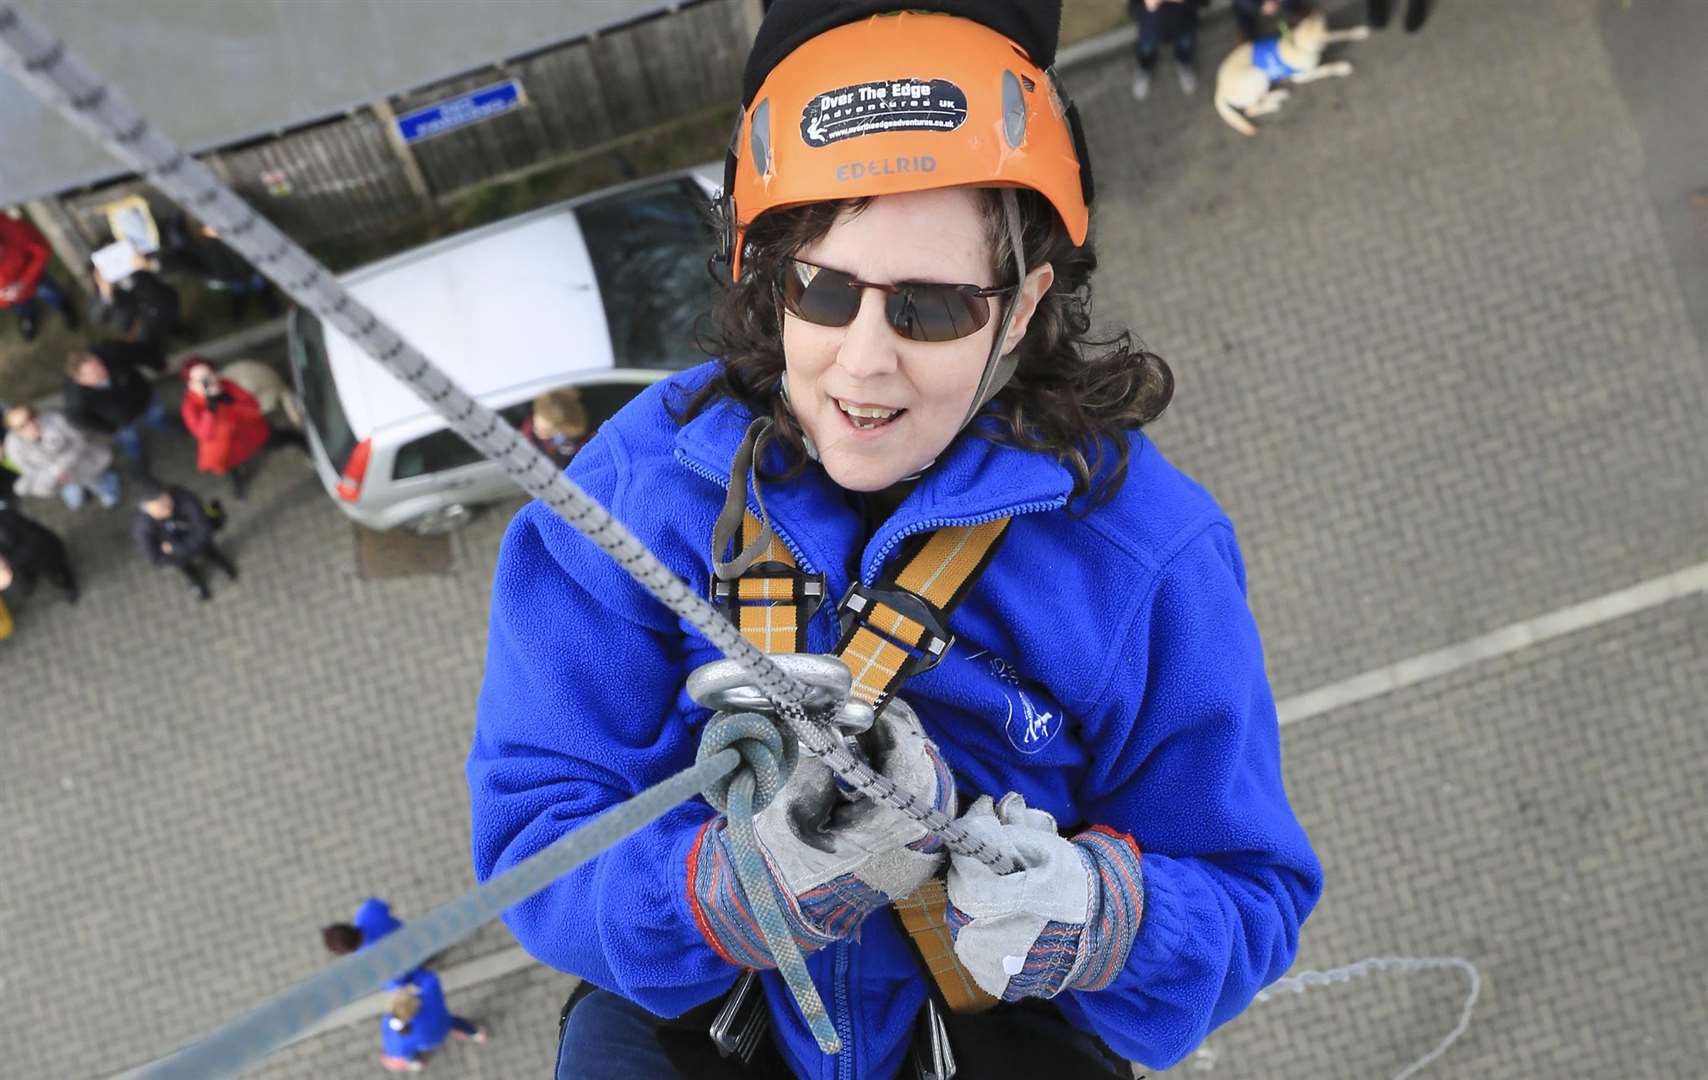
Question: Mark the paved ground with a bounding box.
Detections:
[4,0,1704,1076]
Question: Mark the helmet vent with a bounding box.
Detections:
[1001,71,1027,148]
[750,98,773,176]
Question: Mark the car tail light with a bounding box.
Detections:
[335,438,372,502]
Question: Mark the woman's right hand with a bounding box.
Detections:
[753,696,954,921]
[685,657,956,966]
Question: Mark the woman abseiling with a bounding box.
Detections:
[467,2,1322,1076]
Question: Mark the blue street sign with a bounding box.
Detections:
[396,79,526,143]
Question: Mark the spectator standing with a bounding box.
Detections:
[2,405,122,510]
[0,499,78,605]
[1130,0,1209,101]
[380,971,488,1073]
[0,213,80,342]
[131,481,237,601]
[161,213,281,320]
[180,359,302,499]
[94,263,182,350]
[62,341,171,470]
[521,387,591,472]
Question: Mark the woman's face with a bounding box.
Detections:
[187,367,219,399]
[782,188,1051,493]
[6,409,40,441]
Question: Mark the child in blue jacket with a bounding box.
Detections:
[379,970,488,1073]
[468,2,1322,1077]
[321,896,422,990]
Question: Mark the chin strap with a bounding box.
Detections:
[957,187,1028,431]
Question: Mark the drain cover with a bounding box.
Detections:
[353,524,453,579]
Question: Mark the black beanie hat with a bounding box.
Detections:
[742,0,1065,107]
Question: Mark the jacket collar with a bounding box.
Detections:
[674,390,1072,582]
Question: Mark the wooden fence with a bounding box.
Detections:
[55,0,750,253]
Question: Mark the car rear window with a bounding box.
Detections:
[392,400,534,481]
[390,381,651,481]
[290,309,358,469]
[573,179,715,372]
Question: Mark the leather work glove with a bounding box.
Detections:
[944,793,1146,1001]
[686,655,956,969]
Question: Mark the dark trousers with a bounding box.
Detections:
[1367,0,1433,31]
[174,543,237,595]
[555,985,1130,1080]
[230,427,308,498]
[209,272,281,319]
[1134,4,1200,70]
[1231,0,1308,42]
[6,273,79,332]
[6,548,77,601]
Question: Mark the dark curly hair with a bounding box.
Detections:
[677,188,1173,504]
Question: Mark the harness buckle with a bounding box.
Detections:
[837,582,955,675]
[711,560,826,620]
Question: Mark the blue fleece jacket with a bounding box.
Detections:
[380,970,453,1061]
[353,897,420,990]
[468,365,1322,1078]
[354,897,401,946]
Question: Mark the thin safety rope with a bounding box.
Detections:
[1255,956,1481,1080]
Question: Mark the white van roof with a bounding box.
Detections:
[323,203,616,438]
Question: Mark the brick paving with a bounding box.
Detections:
[3,1,1703,1076]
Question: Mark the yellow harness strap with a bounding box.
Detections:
[717,513,820,654]
[720,511,1010,1013]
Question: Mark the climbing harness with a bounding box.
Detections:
[0,7,1480,1078]
[711,459,1013,1018]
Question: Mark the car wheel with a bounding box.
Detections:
[407,503,475,535]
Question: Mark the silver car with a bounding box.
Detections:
[289,168,720,532]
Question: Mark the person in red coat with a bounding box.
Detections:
[0,213,80,342]
[180,359,296,499]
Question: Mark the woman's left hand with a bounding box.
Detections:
[945,793,1147,1002]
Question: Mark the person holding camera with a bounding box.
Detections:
[180,359,303,499]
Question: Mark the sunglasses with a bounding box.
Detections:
[778,257,1016,343]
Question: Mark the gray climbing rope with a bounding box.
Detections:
[0,4,1011,1071]
[0,0,1017,882]
[697,711,840,1053]
[130,751,744,1078]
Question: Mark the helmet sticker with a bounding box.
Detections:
[799,78,968,148]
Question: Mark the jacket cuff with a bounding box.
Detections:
[686,817,770,969]
[1117,851,1191,983]
[1066,825,1146,992]
[685,817,848,971]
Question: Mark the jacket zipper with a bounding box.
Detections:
[862,500,1065,585]
[834,940,855,1080]
[682,450,1059,1078]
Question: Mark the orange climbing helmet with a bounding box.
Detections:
[722,0,1094,279]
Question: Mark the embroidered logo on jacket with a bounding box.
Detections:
[984,654,1064,755]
